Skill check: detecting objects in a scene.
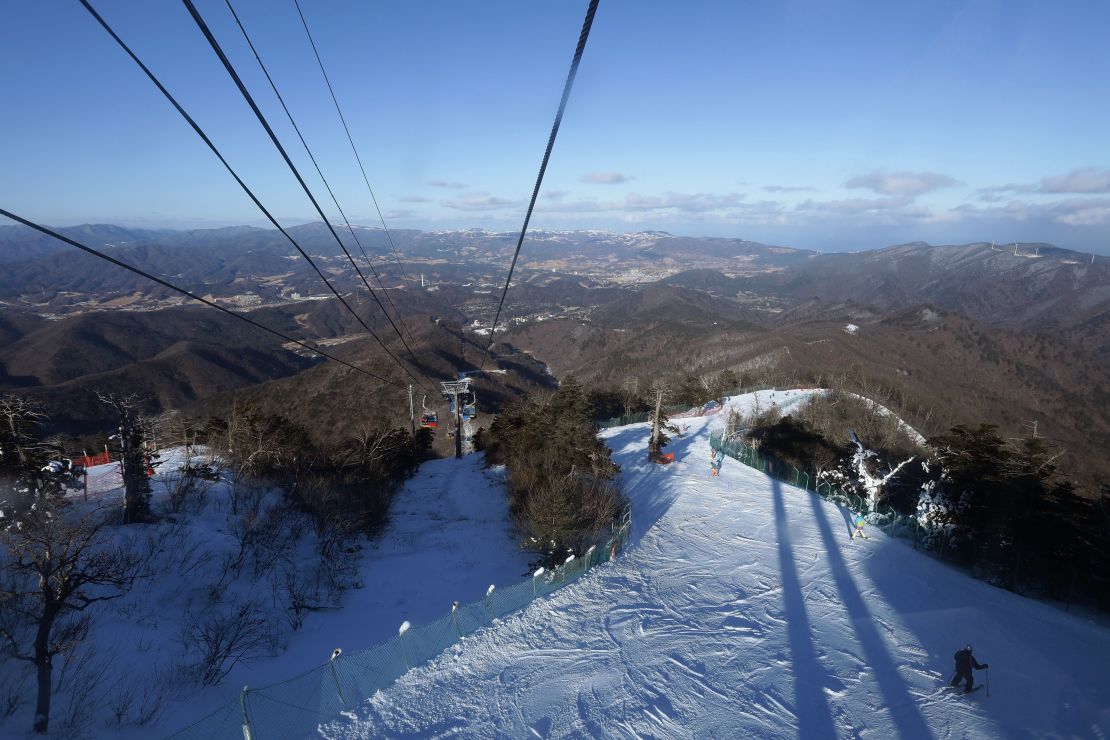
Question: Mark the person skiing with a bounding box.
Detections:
[851,512,867,539]
[710,448,724,477]
[950,644,988,693]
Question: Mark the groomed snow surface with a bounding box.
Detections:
[319,391,1110,739]
[4,390,1108,738]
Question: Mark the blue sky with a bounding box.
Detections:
[2,0,1109,252]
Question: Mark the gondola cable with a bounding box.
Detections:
[481,0,600,370]
[292,0,414,287]
[0,209,407,389]
[77,0,423,389]
[179,0,428,386]
[222,0,416,354]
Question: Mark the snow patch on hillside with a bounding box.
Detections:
[0,452,530,738]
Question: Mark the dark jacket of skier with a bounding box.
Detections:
[950,645,988,692]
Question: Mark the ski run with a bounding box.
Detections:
[318,390,1110,739]
[5,390,1109,738]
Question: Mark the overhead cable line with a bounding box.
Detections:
[77,0,422,389]
[292,0,413,285]
[179,0,430,388]
[482,0,600,368]
[222,0,414,351]
[0,209,406,389]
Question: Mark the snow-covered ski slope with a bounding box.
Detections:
[322,391,1110,739]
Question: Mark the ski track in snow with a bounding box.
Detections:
[319,391,1110,740]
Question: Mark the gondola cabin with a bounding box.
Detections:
[420,413,438,429]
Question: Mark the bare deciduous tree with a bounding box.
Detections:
[0,502,141,733]
[0,396,53,519]
[186,600,270,686]
[619,377,640,417]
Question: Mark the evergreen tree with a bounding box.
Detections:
[484,377,625,569]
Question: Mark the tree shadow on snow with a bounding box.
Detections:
[858,516,1110,738]
[770,478,839,738]
[603,424,701,540]
[839,504,855,538]
[806,489,935,739]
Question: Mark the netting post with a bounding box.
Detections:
[484,584,496,618]
[240,686,253,740]
[532,568,544,597]
[398,621,411,670]
[585,546,596,571]
[451,600,463,637]
[328,648,347,707]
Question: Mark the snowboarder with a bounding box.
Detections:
[710,448,724,477]
[950,644,988,693]
[851,512,867,539]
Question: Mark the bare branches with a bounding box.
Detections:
[186,601,270,686]
[0,500,140,732]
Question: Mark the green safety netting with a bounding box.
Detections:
[709,431,937,552]
[595,385,788,430]
[167,507,632,739]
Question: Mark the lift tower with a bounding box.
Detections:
[440,379,471,459]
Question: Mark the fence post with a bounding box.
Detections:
[484,584,496,618]
[329,648,346,707]
[240,686,253,740]
[398,621,411,670]
[451,601,463,637]
[584,546,596,571]
[532,568,544,597]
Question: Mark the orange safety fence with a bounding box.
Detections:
[72,451,111,468]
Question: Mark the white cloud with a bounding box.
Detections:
[956,196,1110,226]
[975,183,1037,202]
[623,191,746,212]
[977,167,1110,201]
[845,170,958,197]
[580,171,632,184]
[441,192,521,211]
[1040,167,1110,194]
[428,179,467,189]
[764,184,817,193]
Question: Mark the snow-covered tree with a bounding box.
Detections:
[98,394,153,524]
[647,379,679,463]
[848,428,916,510]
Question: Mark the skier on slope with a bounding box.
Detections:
[950,644,988,693]
[851,512,867,539]
[710,448,724,477]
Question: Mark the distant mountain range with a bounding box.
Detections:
[2,222,1107,489]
